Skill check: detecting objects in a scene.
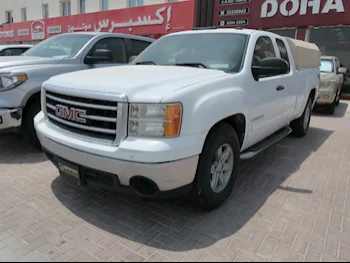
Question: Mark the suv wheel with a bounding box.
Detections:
[192,123,240,211]
[23,101,41,149]
[325,97,336,115]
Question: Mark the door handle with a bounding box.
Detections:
[276,86,285,91]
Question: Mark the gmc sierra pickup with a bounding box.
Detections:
[0,32,154,147]
[35,28,321,210]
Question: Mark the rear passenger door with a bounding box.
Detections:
[274,38,296,124]
[125,38,152,62]
[83,37,127,69]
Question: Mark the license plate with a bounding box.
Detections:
[58,162,80,179]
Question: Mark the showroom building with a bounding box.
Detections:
[194,0,350,93]
[0,0,195,44]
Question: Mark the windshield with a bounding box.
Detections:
[131,33,249,73]
[320,59,334,73]
[22,34,94,58]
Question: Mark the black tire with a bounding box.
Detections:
[336,89,341,106]
[22,101,41,150]
[192,123,240,211]
[290,98,312,137]
[325,97,336,115]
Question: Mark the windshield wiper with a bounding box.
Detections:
[175,63,208,69]
[135,61,156,65]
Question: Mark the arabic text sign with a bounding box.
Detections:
[0,0,194,43]
[219,8,249,16]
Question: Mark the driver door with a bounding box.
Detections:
[82,37,127,70]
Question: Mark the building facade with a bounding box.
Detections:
[0,0,181,24]
[0,0,194,44]
[195,0,350,94]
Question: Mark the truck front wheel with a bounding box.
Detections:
[23,101,41,149]
[192,123,240,211]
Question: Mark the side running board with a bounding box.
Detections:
[240,126,292,160]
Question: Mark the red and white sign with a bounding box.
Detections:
[0,0,195,43]
[213,0,350,30]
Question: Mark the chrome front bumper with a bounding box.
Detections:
[0,108,22,132]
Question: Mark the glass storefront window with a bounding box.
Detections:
[266,29,296,38]
[309,26,350,94]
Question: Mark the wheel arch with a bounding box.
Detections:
[204,113,246,150]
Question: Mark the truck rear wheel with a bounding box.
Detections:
[23,101,41,149]
[192,123,240,211]
[290,98,312,137]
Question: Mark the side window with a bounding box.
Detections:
[0,48,24,56]
[252,36,276,66]
[276,38,290,68]
[87,37,126,64]
[129,39,152,58]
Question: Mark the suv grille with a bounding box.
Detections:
[45,91,118,141]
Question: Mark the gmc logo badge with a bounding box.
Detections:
[55,104,87,124]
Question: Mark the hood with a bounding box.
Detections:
[0,56,61,71]
[45,65,227,102]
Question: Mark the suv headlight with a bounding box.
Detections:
[0,73,27,92]
[129,103,182,137]
[324,80,337,86]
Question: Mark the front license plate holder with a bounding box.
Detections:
[58,159,81,186]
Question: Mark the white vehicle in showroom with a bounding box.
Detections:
[35,28,320,210]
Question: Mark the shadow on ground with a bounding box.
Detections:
[0,133,46,164]
[313,101,349,118]
[50,126,333,252]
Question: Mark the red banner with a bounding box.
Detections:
[213,0,350,29]
[0,0,195,43]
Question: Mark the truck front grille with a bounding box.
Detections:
[45,91,118,141]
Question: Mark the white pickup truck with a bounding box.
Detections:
[34,28,320,210]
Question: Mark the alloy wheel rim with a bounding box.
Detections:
[210,143,234,193]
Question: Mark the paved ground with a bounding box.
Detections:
[1,103,350,262]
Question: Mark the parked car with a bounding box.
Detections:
[316,56,347,114]
[34,28,320,210]
[0,44,33,56]
[0,32,154,147]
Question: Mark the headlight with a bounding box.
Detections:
[129,103,182,137]
[0,73,27,91]
[324,80,337,86]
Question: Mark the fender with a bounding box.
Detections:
[164,75,249,153]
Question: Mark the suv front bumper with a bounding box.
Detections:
[0,108,22,132]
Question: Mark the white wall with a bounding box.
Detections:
[0,0,180,24]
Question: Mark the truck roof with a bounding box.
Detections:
[171,28,257,36]
[64,32,155,42]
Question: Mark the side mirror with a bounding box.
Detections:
[128,55,137,63]
[338,67,347,74]
[252,57,290,81]
[84,49,113,65]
